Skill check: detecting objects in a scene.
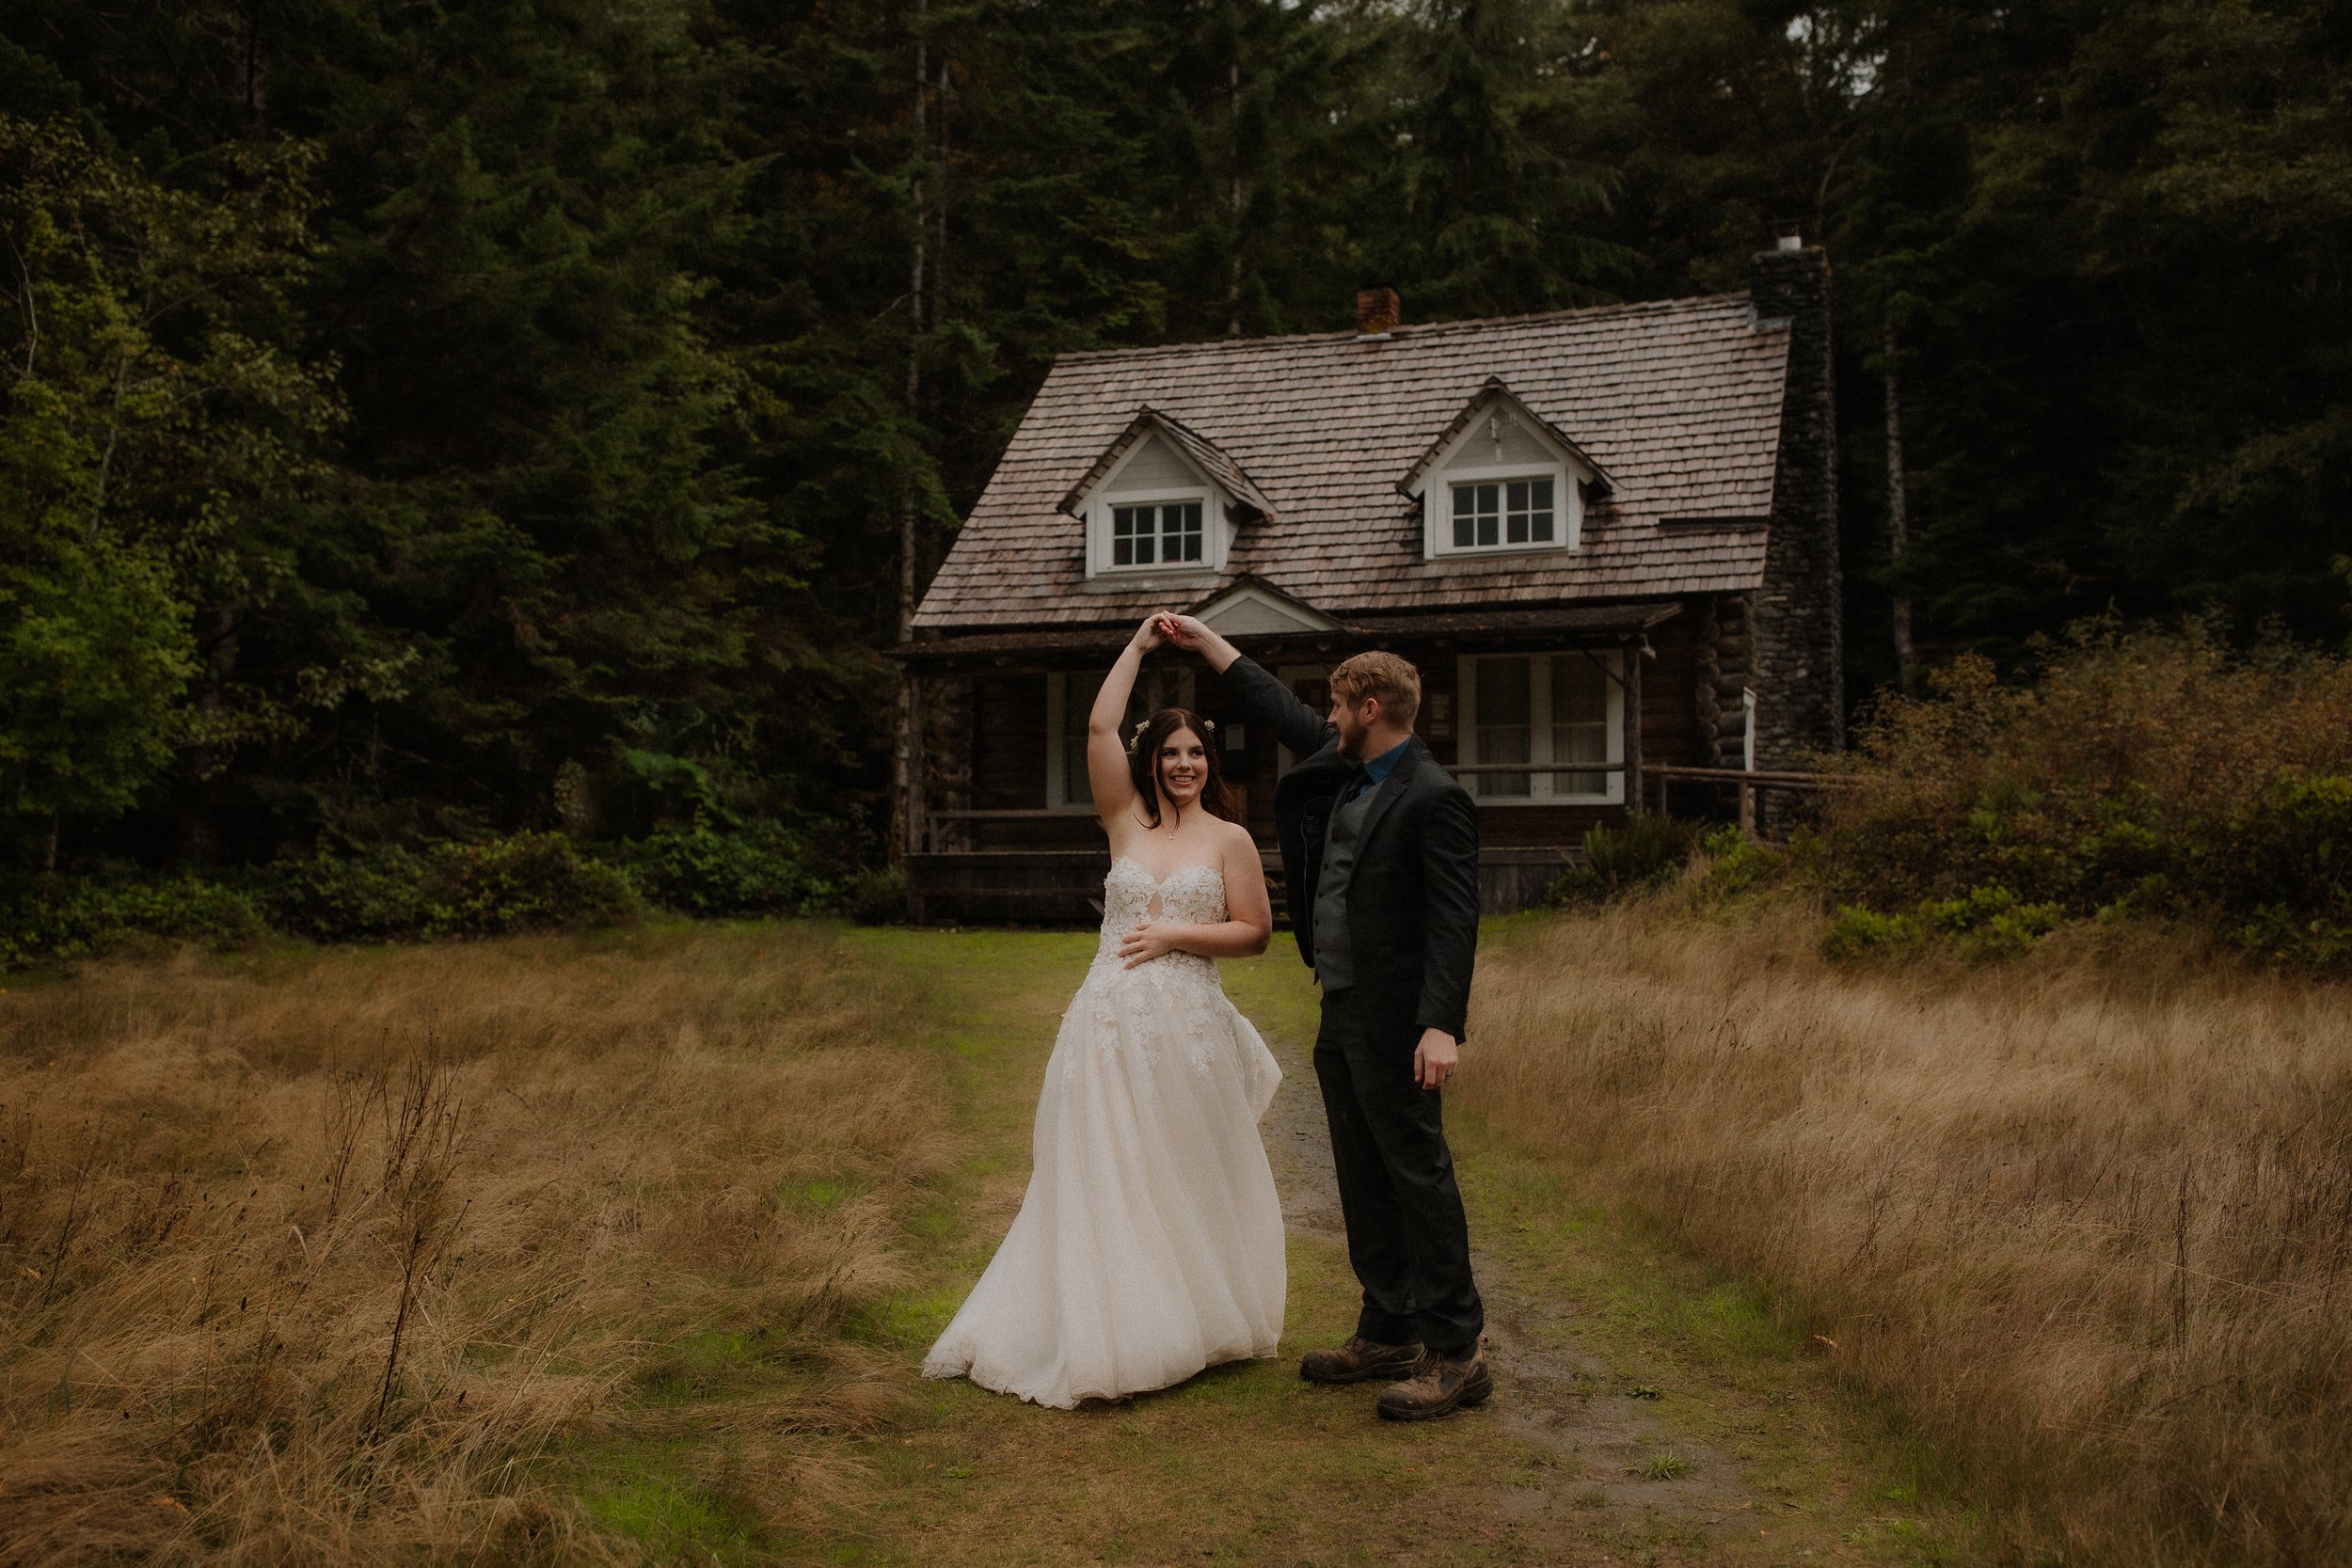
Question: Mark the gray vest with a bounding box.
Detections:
[1314,775,1382,990]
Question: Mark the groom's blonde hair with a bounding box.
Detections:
[1328,651,1421,729]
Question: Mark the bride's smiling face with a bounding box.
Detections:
[1154,727,1210,810]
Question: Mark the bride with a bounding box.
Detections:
[921,614,1287,1407]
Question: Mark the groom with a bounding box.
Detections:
[1159,615,1489,1420]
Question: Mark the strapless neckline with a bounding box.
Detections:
[1109,854,1223,887]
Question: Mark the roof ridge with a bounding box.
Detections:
[1053,292,1757,365]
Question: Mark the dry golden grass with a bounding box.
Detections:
[0,926,945,1564]
[1464,891,2352,1565]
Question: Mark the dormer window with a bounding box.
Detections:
[1399,378,1611,561]
[1450,476,1556,549]
[1111,499,1204,567]
[1060,406,1274,580]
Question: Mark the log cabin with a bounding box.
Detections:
[895,238,1841,922]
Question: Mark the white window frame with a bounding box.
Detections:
[1456,650,1624,805]
[1428,460,1581,558]
[1044,668,1198,812]
[1082,441,1231,578]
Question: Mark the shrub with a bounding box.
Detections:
[1821,904,1920,959]
[606,822,835,916]
[1917,885,2064,958]
[1689,824,1794,906]
[423,833,643,937]
[1549,813,1703,904]
[842,865,908,926]
[262,847,438,942]
[260,836,643,942]
[0,873,265,967]
[1815,627,2352,967]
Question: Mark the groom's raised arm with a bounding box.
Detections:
[1162,616,1331,760]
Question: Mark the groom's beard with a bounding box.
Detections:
[1330,710,1372,759]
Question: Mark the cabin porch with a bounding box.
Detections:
[895,598,1755,925]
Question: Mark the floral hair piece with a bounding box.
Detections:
[1124,715,1216,753]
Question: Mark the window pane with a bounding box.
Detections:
[1549,655,1611,796]
[1530,477,1555,542]
[1112,506,1136,566]
[1476,483,1500,546]
[1168,501,1202,562]
[1474,657,1532,798]
[1452,485,1475,548]
[1134,508,1156,563]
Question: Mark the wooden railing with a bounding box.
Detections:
[1643,765,1858,833]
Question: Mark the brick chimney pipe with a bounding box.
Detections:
[1356,287,1401,338]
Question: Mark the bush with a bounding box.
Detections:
[1821,904,1920,959]
[1689,824,1794,906]
[605,822,835,916]
[4,826,886,971]
[0,873,265,967]
[1917,884,2064,958]
[262,847,438,942]
[424,833,643,937]
[1815,627,2352,968]
[261,835,643,942]
[842,865,908,926]
[1549,813,1703,904]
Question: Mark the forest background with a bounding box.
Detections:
[4,0,2349,882]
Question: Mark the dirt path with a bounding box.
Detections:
[1256,1031,1751,1536]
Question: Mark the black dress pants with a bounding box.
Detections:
[1312,985,1484,1358]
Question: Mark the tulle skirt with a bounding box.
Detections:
[921,955,1285,1408]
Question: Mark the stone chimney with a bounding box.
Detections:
[1746,235,1844,770]
[1356,287,1400,339]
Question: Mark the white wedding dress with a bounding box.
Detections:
[921,856,1287,1407]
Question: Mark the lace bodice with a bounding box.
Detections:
[1095,857,1227,974]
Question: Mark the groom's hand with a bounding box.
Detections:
[1156,614,1240,673]
[1413,1028,1458,1090]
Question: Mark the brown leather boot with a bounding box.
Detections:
[1298,1335,1425,1386]
[1375,1344,1494,1420]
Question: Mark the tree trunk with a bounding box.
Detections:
[891,0,930,866]
[1883,314,1917,689]
[1226,47,1244,338]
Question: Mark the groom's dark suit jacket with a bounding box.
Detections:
[1219,655,1481,1042]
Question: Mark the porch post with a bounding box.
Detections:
[904,668,927,860]
[1624,637,1645,816]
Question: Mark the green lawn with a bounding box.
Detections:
[764,927,1978,1567]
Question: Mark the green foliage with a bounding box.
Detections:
[1549,813,1702,905]
[1821,905,1921,962]
[0,114,336,830]
[843,866,910,927]
[603,823,838,918]
[261,834,642,942]
[4,0,2351,878]
[1818,629,2352,967]
[0,874,266,968]
[1690,825,1793,906]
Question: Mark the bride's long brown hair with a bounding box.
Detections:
[1127,708,1239,828]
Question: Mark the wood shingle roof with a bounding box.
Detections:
[913,293,1789,634]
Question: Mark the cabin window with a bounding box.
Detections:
[1456,651,1623,803]
[1450,477,1555,549]
[1110,500,1204,566]
[1043,668,1196,810]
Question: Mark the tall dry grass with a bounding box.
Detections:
[1,927,945,1563]
[1467,898,2352,1566]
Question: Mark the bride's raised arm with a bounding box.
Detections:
[1086,616,1166,833]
